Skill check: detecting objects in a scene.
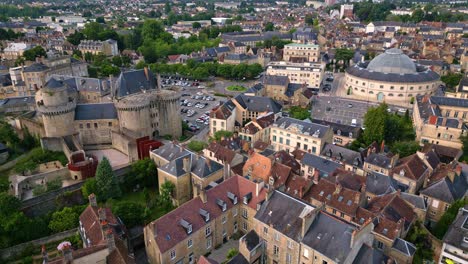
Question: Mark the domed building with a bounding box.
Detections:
[344,48,440,106]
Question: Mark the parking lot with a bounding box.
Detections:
[161,77,223,139]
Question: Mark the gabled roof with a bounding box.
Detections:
[234,94,282,113]
[301,153,342,176]
[255,191,315,242]
[302,212,355,263]
[392,238,416,257]
[79,204,121,246]
[321,143,363,168]
[114,69,157,98]
[393,154,428,181]
[366,192,416,230]
[352,244,389,264]
[365,172,398,196]
[420,171,467,204]
[192,157,223,179]
[149,176,266,253]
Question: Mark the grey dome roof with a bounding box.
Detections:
[367,49,417,74]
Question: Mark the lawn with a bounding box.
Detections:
[226,85,247,92]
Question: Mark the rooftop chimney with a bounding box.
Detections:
[89,193,97,207]
[42,244,48,263]
[106,229,116,251]
[200,188,208,204]
[256,180,265,196]
[144,67,149,81]
[98,208,106,222]
[334,183,342,194]
[63,245,73,263]
[183,156,191,173]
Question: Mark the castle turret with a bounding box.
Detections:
[35,77,77,138]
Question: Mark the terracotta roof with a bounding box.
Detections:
[197,256,219,264]
[253,140,269,151]
[106,237,136,264]
[373,217,403,240]
[79,205,119,246]
[392,154,428,181]
[149,176,266,253]
[206,142,236,164]
[291,149,307,161]
[284,174,312,199]
[304,179,361,216]
[273,150,301,174]
[210,105,232,119]
[366,192,416,230]
[271,162,292,189]
[243,152,272,182]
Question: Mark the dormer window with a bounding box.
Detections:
[243,192,252,205]
[269,176,275,186]
[179,219,192,234]
[216,198,227,212]
[227,192,238,204]
[199,209,210,222]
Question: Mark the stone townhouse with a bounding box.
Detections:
[78,39,119,56]
[270,117,334,155]
[282,43,320,63]
[413,95,468,149]
[420,163,467,227]
[210,94,282,136]
[266,61,324,88]
[150,143,224,206]
[311,119,362,147]
[263,75,314,107]
[363,151,399,177]
[239,112,275,143]
[203,141,244,179]
[144,175,267,264]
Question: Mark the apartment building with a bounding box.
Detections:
[266,61,325,88]
[413,95,468,149]
[270,117,333,155]
[78,39,119,56]
[239,112,275,143]
[144,175,267,264]
[263,75,315,107]
[283,43,320,63]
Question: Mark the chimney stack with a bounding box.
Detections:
[98,208,106,222]
[144,67,149,81]
[42,245,48,263]
[200,188,208,203]
[89,193,97,207]
[256,180,265,196]
[106,229,116,251]
[313,170,320,184]
[334,183,342,194]
[183,156,191,173]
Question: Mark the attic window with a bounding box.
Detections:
[338,196,344,202]
[326,194,331,200]
[227,192,238,205]
[359,218,365,224]
[383,228,388,235]
[243,192,252,205]
[216,198,227,212]
[165,234,171,241]
[199,209,210,222]
[319,191,324,196]
[179,219,192,234]
[347,200,352,206]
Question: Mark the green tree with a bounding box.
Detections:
[81,178,98,199]
[335,48,354,65]
[95,17,105,24]
[82,22,104,40]
[264,22,274,31]
[411,9,425,23]
[23,46,46,61]
[441,73,463,90]
[362,103,388,145]
[289,106,310,120]
[187,140,207,152]
[95,157,121,201]
[390,141,420,157]
[226,248,239,260]
[0,193,21,217]
[406,221,434,263]
[213,130,234,141]
[142,19,165,41]
[192,22,201,29]
[129,158,158,189]
[159,181,175,211]
[112,201,145,228]
[48,207,79,233]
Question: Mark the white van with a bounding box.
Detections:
[351,119,357,127]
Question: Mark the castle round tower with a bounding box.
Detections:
[35,78,77,138]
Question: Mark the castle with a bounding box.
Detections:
[18,68,181,176]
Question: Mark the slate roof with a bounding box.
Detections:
[243,230,260,251]
[152,143,192,163]
[285,83,303,97]
[302,212,355,263]
[255,190,315,242]
[365,172,398,196]
[443,206,468,250]
[321,143,363,168]
[430,96,468,108]
[274,117,331,139]
[400,192,426,210]
[159,152,194,177]
[352,244,389,264]
[75,103,117,120]
[226,255,249,264]
[149,176,266,253]
[365,153,393,169]
[311,119,361,138]
[191,157,223,179]
[420,166,468,204]
[301,153,342,176]
[346,62,439,83]
[263,75,289,86]
[114,69,157,98]
[234,94,282,113]
[23,63,49,72]
[392,238,417,257]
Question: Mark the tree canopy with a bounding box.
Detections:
[23,46,46,61]
[48,207,79,233]
[95,157,121,200]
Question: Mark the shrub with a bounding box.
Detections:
[187,140,207,152]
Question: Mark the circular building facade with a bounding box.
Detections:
[344,48,440,106]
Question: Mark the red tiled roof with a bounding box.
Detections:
[210,105,232,119]
[243,152,272,181]
[392,154,428,181]
[304,179,361,216]
[79,205,119,246]
[271,162,292,189]
[207,142,236,164]
[284,175,312,199]
[149,176,266,253]
[366,192,416,228]
[253,140,269,151]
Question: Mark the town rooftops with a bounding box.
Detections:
[149,176,266,253]
[263,75,289,86]
[365,153,393,169]
[352,244,389,264]
[366,192,415,230]
[23,63,49,72]
[321,143,363,167]
[192,157,223,179]
[420,164,468,204]
[365,172,398,196]
[255,190,315,242]
[152,142,193,163]
[75,103,117,120]
[301,153,342,176]
[393,154,428,181]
